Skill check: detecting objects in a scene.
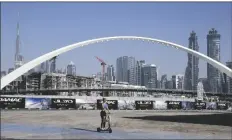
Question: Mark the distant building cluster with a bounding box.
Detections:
[183,28,232,94]
[113,56,184,90]
[1,15,231,94]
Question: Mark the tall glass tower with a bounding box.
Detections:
[184,31,199,90]
[107,65,115,81]
[142,64,157,88]
[207,28,221,93]
[67,61,76,76]
[116,56,129,82]
[128,57,136,85]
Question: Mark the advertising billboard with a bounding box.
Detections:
[194,101,206,110]
[166,101,182,110]
[135,101,154,110]
[97,100,118,110]
[217,102,228,110]
[181,101,194,110]
[51,98,76,109]
[0,97,25,109]
[25,98,51,109]
[206,102,217,110]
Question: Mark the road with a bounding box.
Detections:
[1,110,232,139]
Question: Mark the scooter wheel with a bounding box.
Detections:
[109,128,112,133]
[97,127,100,132]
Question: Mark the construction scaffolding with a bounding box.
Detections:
[66,75,80,89]
[26,72,41,90]
[40,73,67,90]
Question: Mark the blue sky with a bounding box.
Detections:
[1,2,232,79]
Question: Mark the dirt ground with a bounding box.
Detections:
[1,110,232,138]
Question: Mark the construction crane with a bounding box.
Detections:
[95,56,107,82]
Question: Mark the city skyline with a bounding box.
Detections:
[1,3,232,79]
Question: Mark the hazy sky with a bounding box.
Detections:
[1,2,232,79]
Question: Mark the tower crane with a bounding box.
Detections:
[95,56,107,82]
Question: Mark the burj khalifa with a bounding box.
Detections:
[14,13,24,69]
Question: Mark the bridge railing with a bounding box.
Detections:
[1,87,196,92]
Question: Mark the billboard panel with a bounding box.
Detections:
[217,102,228,110]
[135,101,154,110]
[181,101,194,110]
[0,97,25,109]
[195,101,206,110]
[51,98,76,109]
[166,101,182,109]
[25,98,51,109]
[206,102,217,110]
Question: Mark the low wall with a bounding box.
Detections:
[1,95,230,111]
[0,95,195,102]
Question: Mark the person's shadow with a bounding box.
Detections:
[124,113,232,127]
[71,127,97,133]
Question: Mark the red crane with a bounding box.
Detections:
[95,56,107,82]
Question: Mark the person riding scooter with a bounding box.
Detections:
[100,98,110,130]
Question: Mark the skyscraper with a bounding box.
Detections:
[198,78,210,92]
[226,61,232,94]
[107,65,115,81]
[96,72,102,80]
[40,60,50,73]
[40,62,46,73]
[166,80,173,89]
[116,56,129,82]
[1,71,6,78]
[136,60,145,86]
[176,74,185,89]
[184,31,199,90]
[45,61,50,73]
[50,58,56,73]
[14,13,24,69]
[160,74,168,89]
[172,74,184,89]
[67,61,76,76]
[128,57,136,85]
[172,75,176,89]
[207,28,221,93]
[142,64,157,88]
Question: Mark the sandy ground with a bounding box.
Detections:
[1,110,232,139]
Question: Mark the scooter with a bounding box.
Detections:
[97,113,112,133]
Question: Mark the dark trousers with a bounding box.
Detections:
[100,110,106,128]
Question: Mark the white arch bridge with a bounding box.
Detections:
[1,36,232,90]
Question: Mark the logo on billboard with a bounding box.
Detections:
[196,102,205,106]
[54,99,73,104]
[99,100,116,104]
[218,103,226,106]
[137,101,151,104]
[169,101,180,105]
[0,97,22,102]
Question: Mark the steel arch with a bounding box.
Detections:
[1,36,232,89]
